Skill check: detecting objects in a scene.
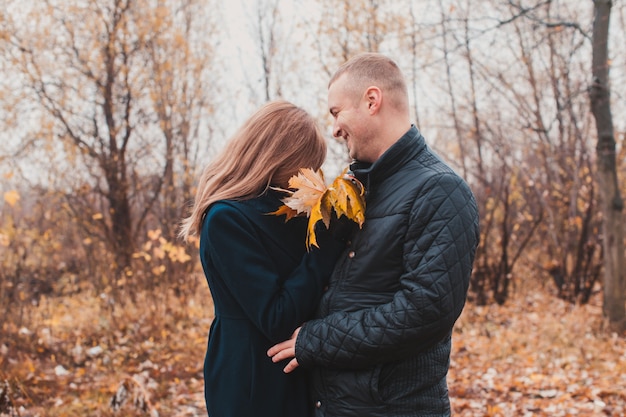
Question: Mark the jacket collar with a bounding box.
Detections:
[350,125,425,189]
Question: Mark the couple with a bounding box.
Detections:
[180,53,480,417]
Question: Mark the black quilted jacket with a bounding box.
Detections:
[295,126,480,417]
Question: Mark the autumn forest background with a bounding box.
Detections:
[1,0,626,416]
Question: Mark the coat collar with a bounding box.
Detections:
[350,125,425,189]
[238,188,285,213]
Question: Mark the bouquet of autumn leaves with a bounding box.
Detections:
[271,168,366,250]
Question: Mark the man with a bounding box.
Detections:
[268,53,480,416]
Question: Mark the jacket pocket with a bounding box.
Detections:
[368,364,384,404]
[376,358,423,402]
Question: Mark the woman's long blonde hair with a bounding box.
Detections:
[179,100,327,241]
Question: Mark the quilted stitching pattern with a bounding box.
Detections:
[295,127,479,416]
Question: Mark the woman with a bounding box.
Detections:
[179,101,344,417]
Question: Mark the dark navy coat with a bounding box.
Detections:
[199,189,342,417]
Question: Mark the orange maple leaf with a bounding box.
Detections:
[271,168,365,249]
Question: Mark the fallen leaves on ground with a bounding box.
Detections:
[450,289,626,416]
[0,283,212,417]
[1,281,624,416]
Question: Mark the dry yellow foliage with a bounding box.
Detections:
[4,189,20,207]
[272,168,366,249]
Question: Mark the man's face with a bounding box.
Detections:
[328,74,374,162]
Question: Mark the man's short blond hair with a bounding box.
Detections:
[329,53,409,109]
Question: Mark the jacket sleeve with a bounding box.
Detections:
[295,173,480,369]
[203,203,343,343]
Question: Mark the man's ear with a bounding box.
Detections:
[364,86,382,114]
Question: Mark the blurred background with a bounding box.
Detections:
[1,0,625,415]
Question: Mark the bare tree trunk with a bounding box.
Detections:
[590,0,626,331]
[408,2,421,128]
[438,0,467,178]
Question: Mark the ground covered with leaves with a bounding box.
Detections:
[450,290,626,416]
[1,279,625,416]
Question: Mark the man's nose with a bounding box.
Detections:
[332,121,342,138]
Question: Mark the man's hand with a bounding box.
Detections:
[267,327,301,373]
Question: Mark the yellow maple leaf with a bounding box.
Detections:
[271,168,366,250]
[277,168,327,215]
[270,204,299,221]
[327,169,365,228]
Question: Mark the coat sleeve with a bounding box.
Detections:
[295,173,480,369]
[203,203,343,343]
